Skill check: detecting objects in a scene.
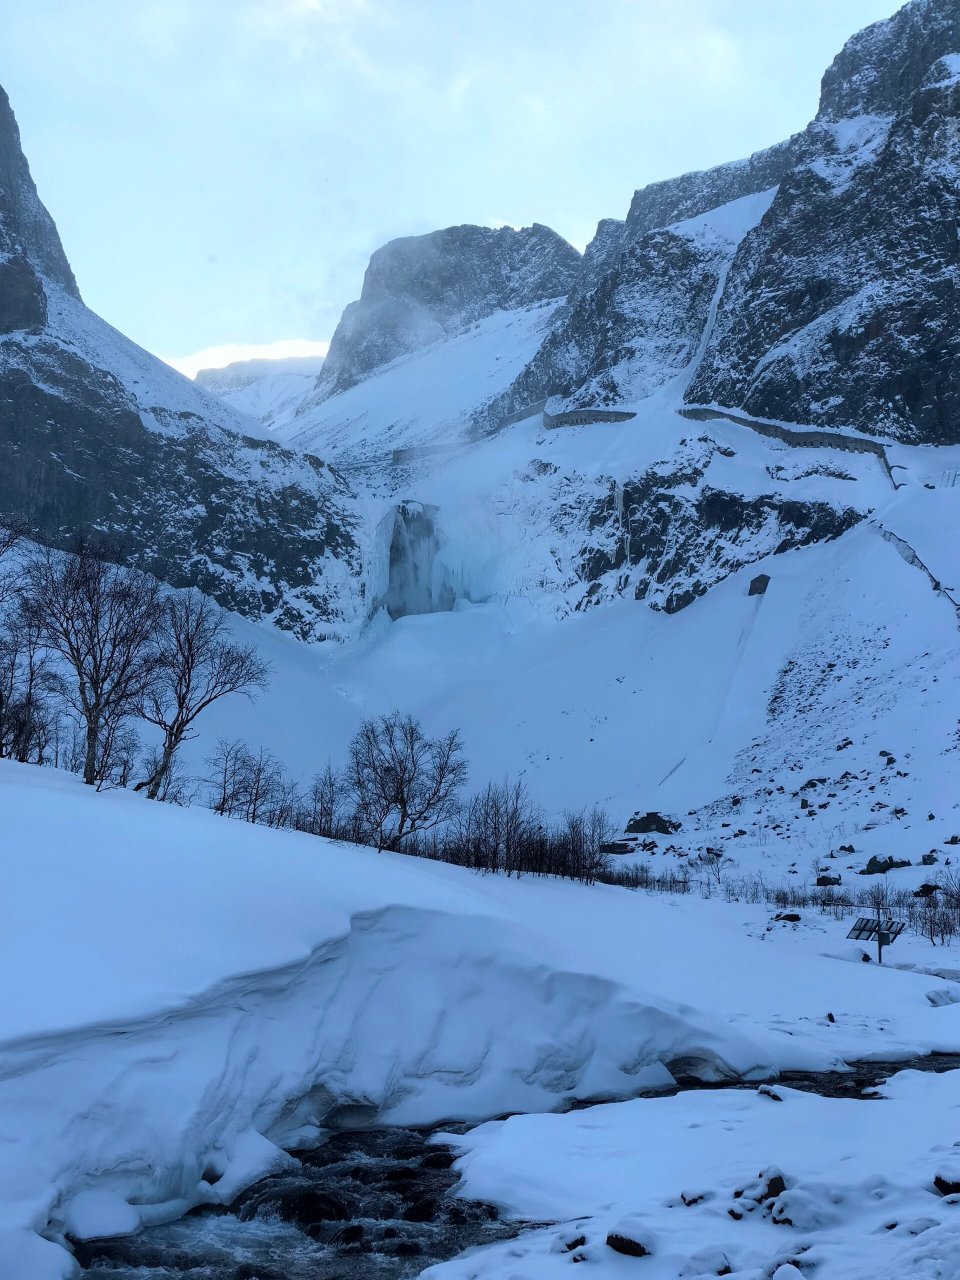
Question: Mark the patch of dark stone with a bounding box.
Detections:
[74,1128,525,1280]
[680,1054,960,1101]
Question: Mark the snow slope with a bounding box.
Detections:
[276,301,560,464]
[3,762,960,1277]
[185,396,960,898]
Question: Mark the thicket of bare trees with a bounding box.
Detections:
[0,533,268,789]
[348,712,467,851]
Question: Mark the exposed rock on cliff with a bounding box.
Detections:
[0,85,361,640]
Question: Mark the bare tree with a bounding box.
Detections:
[348,712,467,851]
[453,778,540,874]
[136,591,268,799]
[204,738,299,828]
[298,761,351,838]
[552,807,614,884]
[20,539,163,785]
[0,517,27,611]
[0,608,57,763]
[206,737,252,816]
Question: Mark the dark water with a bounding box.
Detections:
[665,1051,960,1101]
[74,1128,522,1280]
[75,1055,960,1279]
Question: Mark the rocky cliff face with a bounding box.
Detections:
[0,87,78,307]
[0,86,361,640]
[474,186,777,434]
[508,432,866,618]
[688,3,960,441]
[312,223,581,401]
[472,0,960,445]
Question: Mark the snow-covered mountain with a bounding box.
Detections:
[6,0,960,829]
[0,87,360,641]
[7,5,960,1278]
[460,0,960,444]
[194,354,324,431]
[188,0,959,872]
[310,223,581,402]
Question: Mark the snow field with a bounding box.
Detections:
[427,1069,960,1280]
[3,763,960,1276]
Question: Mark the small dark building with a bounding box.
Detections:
[748,573,771,596]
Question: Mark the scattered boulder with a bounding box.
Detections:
[553,1233,587,1253]
[680,1247,732,1277]
[922,852,939,866]
[816,874,841,887]
[914,883,939,898]
[926,989,960,1007]
[605,1215,654,1257]
[626,812,681,835]
[680,1189,712,1206]
[731,1166,788,1213]
[934,1167,960,1197]
[860,855,911,875]
[403,1198,438,1223]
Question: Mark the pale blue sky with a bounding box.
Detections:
[2,1,901,371]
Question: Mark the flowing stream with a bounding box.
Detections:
[75,1055,960,1280]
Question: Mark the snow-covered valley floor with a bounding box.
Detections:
[3,763,960,1278]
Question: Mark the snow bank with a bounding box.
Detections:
[429,1068,960,1280]
[0,763,763,1277]
[3,761,959,1276]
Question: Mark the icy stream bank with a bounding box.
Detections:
[74,1057,960,1278]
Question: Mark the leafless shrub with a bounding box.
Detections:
[136,591,268,799]
[348,712,467,851]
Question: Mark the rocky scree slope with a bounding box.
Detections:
[479,0,960,445]
[308,222,581,403]
[0,85,361,641]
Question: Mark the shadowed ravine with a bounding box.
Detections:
[75,1055,960,1279]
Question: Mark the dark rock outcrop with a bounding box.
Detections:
[573,454,861,615]
[0,85,78,296]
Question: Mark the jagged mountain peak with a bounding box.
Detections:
[0,82,362,640]
[313,221,581,400]
[817,0,960,121]
[0,85,78,301]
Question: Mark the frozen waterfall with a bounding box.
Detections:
[381,501,488,620]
